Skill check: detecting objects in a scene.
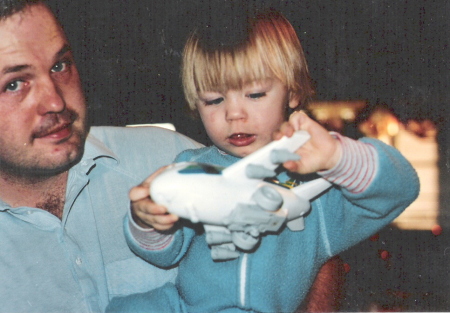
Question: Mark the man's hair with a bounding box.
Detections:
[0,0,42,20]
[182,8,314,110]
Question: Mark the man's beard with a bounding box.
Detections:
[0,109,89,183]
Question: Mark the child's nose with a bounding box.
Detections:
[225,99,247,121]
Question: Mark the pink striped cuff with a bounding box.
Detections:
[319,133,378,193]
[128,218,174,251]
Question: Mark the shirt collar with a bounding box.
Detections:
[82,132,119,165]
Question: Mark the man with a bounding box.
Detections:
[0,1,200,311]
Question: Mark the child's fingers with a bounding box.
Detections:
[141,166,168,185]
[282,160,300,172]
[135,209,179,231]
[132,199,166,215]
[288,110,309,130]
[131,194,171,218]
[129,166,169,202]
[129,185,150,202]
[131,198,179,230]
[129,165,181,230]
[274,111,312,140]
[273,121,295,140]
[151,214,180,231]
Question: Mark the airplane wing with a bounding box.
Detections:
[222,130,311,181]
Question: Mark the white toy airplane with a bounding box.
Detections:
[150,131,332,260]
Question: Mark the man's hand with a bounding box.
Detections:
[274,111,342,174]
[129,166,179,231]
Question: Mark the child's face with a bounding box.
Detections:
[196,78,298,158]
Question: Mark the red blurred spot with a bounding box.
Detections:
[380,250,390,260]
[343,263,351,273]
[369,233,380,242]
[432,224,442,236]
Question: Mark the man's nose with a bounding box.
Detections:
[37,77,65,115]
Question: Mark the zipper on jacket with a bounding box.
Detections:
[239,253,249,307]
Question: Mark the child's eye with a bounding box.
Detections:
[204,97,224,106]
[248,92,266,99]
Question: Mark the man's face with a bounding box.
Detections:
[0,3,88,177]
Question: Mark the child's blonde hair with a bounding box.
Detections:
[182,8,314,110]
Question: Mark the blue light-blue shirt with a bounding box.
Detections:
[0,126,201,313]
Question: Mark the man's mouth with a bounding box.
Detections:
[33,122,72,139]
[32,111,77,140]
[227,133,256,147]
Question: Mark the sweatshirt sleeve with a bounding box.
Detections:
[121,147,210,268]
[123,211,195,268]
[313,134,420,256]
[319,132,377,193]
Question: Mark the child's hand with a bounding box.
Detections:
[129,166,179,231]
[274,111,342,174]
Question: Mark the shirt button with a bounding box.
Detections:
[75,257,83,265]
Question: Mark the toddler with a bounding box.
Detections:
[108,8,419,313]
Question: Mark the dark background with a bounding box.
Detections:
[46,0,449,311]
[47,0,449,143]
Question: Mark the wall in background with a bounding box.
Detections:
[47,0,448,143]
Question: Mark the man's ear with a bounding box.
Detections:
[288,93,301,109]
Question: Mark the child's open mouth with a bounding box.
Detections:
[227,133,256,147]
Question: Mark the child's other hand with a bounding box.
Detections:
[129,166,179,231]
[274,111,342,174]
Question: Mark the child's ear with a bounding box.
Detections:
[288,93,301,109]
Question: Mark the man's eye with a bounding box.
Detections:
[248,92,266,99]
[205,97,224,105]
[51,60,70,73]
[4,80,25,92]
